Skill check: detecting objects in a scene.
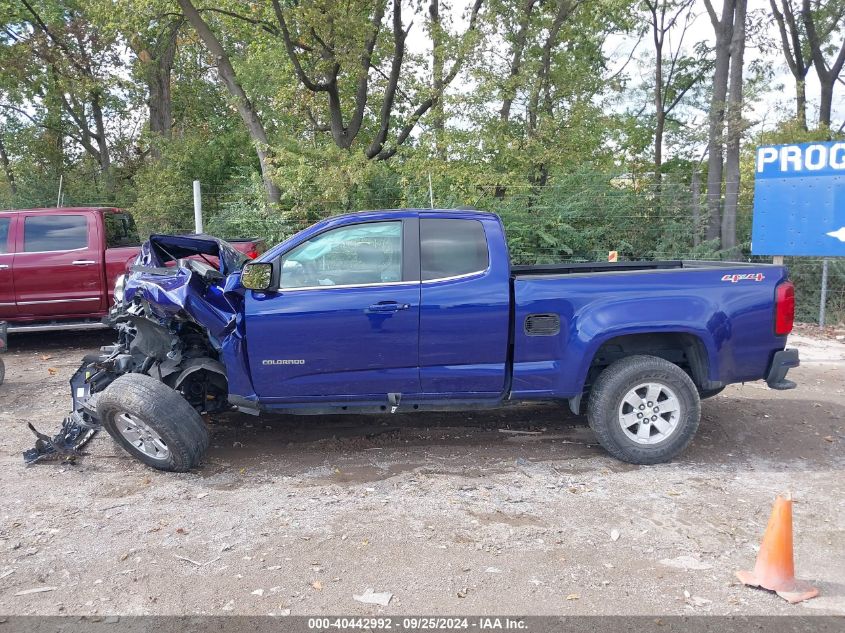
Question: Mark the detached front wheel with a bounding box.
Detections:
[97,373,210,472]
[587,355,700,465]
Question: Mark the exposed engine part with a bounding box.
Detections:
[23,294,230,466]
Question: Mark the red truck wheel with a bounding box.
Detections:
[97,373,210,472]
[587,355,701,465]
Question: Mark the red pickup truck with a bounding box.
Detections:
[0,207,264,333]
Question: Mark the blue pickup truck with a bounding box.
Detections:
[26,208,799,471]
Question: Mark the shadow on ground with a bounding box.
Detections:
[9,329,844,478]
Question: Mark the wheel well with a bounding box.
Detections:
[587,333,709,390]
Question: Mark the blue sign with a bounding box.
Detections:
[752,141,845,256]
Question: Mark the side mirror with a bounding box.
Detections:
[241,262,274,291]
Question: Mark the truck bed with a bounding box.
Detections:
[509,258,787,400]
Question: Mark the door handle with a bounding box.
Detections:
[367,302,410,313]
[0,265,8,270]
[72,260,96,266]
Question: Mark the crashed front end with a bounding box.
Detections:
[24,234,247,464]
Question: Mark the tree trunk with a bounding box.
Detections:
[651,3,664,182]
[721,0,747,256]
[429,0,446,159]
[0,137,16,196]
[654,111,664,181]
[691,169,701,247]
[177,0,281,205]
[703,0,734,245]
[500,0,537,123]
[44,68,64,171]
[148,69,173,142]
[91,89,113,194]
[801,0,845,133]
[143,20,180,158]
[795,78,807,130]
[770,0,809,131]
[819,79,833,130]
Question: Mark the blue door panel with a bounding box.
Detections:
[418,214,510,394]
[245,283,421,399]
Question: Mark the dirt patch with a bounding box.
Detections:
[0,329,843,616]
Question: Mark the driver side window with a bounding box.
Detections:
[279,221,403,289]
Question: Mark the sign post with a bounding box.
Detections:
[752,141,845,326]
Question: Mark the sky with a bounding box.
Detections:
[406,0,845,141]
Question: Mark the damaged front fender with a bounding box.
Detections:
[24,233,252,466]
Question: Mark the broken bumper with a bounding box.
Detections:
[22,412,98,464]
[766,348,799,390]
[23,357,103,465]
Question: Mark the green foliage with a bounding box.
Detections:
[204,169,288,243]
[1,0,844,323]
[129,127,254,235]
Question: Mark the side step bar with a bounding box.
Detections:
[7,320,108,334]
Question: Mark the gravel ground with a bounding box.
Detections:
[0,327,842,616]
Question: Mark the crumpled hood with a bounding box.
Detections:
[137,233,247,276]
[122,234,245,343]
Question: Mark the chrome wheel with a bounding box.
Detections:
[618,381,681,445]
[115,412,170,461]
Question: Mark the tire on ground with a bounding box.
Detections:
[97,373,210,472]
[587,354,701,465]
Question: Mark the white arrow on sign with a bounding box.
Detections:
[827,227,845,242]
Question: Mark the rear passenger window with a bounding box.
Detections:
[105,213,141,247]
[24,215,88,252]
[0,218,10,253]
[420,218,488,281]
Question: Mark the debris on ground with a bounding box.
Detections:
[14,587,56,596]
[174,555,220,567]
[684,591,712,608]
[353,589,393,606]
[659,555,713,571]
[1,330,843,616]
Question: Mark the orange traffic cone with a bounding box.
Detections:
[736,493,819,604]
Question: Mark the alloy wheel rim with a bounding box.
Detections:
[618,381,681,445]
[116,412,170,461]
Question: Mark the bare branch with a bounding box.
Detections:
[200,7,280,37]
[271,0,331,92]
[347,0,388,142]
[367,0,406,158]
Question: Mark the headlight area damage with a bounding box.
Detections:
[24,234,246,467]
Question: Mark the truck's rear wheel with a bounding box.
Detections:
[587,355,700,465]
[97,373,209,472]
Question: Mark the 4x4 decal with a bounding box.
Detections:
[721,272,765,283]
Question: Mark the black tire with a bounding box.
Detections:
[97,373,209,472]
[699,386,725,399]
[0,357,5,386]
[587,355,700,465]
